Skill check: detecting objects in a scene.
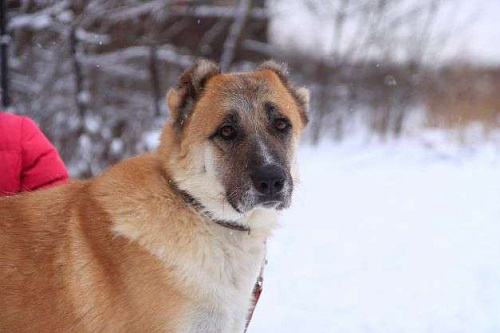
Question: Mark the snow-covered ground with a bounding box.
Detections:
[250,132,500,333]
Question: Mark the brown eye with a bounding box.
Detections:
[275,118,290,132]
[219,125,236,140]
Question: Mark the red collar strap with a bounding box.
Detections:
[245,249,267,332]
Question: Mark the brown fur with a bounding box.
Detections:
[0,157,187,332]
[0,60,308,333]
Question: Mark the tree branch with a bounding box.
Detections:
[220,0,251,71]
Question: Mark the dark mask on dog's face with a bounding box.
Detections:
[165,60,309,221]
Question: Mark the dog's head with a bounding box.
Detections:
[160,59,309,223]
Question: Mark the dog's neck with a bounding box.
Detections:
[173,183,251,234]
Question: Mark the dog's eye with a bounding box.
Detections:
[274,118,290,132]
[219,125,237,140]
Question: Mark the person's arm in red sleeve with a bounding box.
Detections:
[20,117,69,192]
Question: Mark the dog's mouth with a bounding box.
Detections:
[226,191,291,214]
[261,200,281,208]
[260,199,290,211]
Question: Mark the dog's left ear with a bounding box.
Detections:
[258,60,310,126]
[167,59,220,131]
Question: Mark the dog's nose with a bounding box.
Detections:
[251,165,286,196]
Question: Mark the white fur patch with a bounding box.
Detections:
[171,143,245,222]
[112,211,270,333]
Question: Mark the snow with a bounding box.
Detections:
[75,28,110,45]
[250,132,500,333]
[143,130,161,151]
[9,14,52,30]
[8,1,68,30]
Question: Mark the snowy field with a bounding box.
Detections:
[250,131,500,333]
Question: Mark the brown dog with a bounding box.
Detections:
[0,60,309,333]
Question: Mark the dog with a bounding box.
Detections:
[0,59,309,333]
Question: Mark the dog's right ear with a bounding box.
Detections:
[167,59,220,132]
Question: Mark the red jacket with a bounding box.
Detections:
[0,112,68,196]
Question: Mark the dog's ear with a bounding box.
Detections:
[167,59,220,131]
[258,60,310,125]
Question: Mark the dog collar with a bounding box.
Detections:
[178,189,251,233]
[167,178,251,234]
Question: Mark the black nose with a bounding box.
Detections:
[251,165,286,196]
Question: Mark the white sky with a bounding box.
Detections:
[269,0,500,65]
[460,0,500,65]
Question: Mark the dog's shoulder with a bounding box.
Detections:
[94,152,167,189]
[89,152,182,223]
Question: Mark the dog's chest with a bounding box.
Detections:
[179,237,266,333]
